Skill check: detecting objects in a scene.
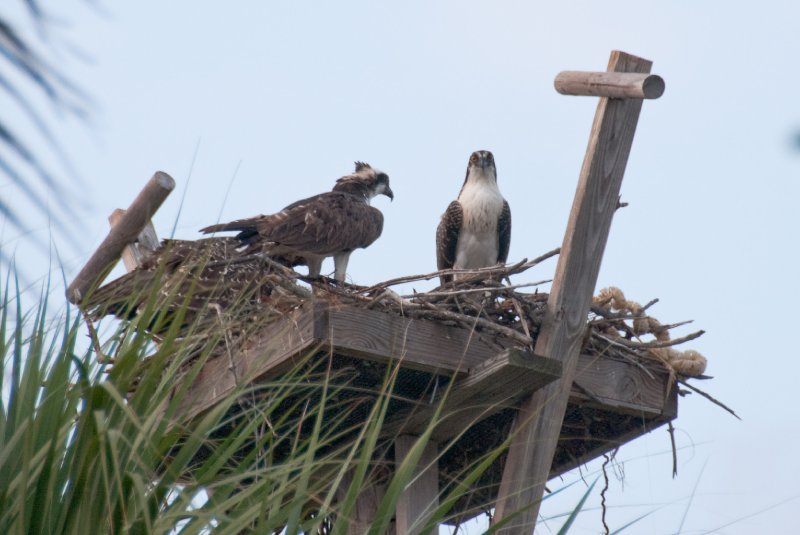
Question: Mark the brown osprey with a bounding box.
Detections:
[436,150,511,284]
[200,162,393,282]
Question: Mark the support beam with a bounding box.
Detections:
[347,481,395,535]
[382,349,561,442]
[108,208,159,272]
[492,50,657,533]
[67,171,175,304]
[554,71,664,99]
[395,436,439,535]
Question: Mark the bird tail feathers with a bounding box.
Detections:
[200,220,256,234]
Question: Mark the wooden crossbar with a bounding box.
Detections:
[67,171,174,304]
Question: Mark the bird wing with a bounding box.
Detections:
[436,201,463,281]
[497,200,511,264]
[204,192,384,257]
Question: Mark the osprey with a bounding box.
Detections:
[201,162,393,282]
[435,150,511,284]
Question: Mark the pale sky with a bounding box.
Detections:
[4,1,800,533]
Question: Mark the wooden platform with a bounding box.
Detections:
[176,300,677,522]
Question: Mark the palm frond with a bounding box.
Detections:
[0,3,92,269]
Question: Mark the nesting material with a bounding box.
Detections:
[85,245,708,384]
[591,286,708,376]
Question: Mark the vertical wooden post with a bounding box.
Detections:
[492,51,657,533]
[395,436,439,535]
[347,481,395,535]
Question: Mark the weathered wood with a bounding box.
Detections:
[175,302,512,423]
[177,302,318,421]
[108,208,159,272]
[572,352,674,417]
[383,349,561,442]
[493,51,656,533]
[67,171,175,304]
[346,480,395,535]
[175,299,673,435]
[395,435,439,535]
[555,71,665,99]
[320,304,508,375]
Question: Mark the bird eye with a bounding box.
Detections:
[470,154,478,164]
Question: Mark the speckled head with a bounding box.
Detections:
[333,161,393,202]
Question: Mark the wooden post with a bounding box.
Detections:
[492,51,661,533]
[108,209,160,272]
[394,435,439,535]
[66,171,174,304]
[347,482,395,535]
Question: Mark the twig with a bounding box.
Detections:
[656,319,694,331]
[601,452,611,535]
[668,420,678,478]
[506,247,561,275]
[597,330,705,350]
[402,281,550,299]
[678,379,741,420]
[81,309,113,364]
[640,297,659,312]
[510,296,531,339]
[397,301,532,346]
[359,247,560,294]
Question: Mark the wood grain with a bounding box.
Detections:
[176,302,318,421]
[555,71,665,99]
[67,171,175,304]
[493,50,656,533]
[395,435,440,535]
[320,304,507,375]
[572,353,673,416]
[382,349,562,442]
[108,208,159,272]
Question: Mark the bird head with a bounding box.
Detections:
[466,150,497,180]
[333,162,394,202]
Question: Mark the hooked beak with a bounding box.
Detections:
[384,186,394,201]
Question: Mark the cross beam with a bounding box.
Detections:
[492,50,663,533]
[66,171,174,304]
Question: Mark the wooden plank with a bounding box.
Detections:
[68,171,175,304]
[492,50,656,533]
[321,304,507,375]
[572,353,673,417]
[555,71,665,99]
[177,302,318,421]
[383,349,561,442]
[395,435,439,535]
[108,208,159,272]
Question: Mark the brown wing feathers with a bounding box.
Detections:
[497,200,511,264]
[201,192,384,256]
[435,201,463,283]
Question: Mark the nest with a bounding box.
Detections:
[164,247,708,378]
[86,245,717,523]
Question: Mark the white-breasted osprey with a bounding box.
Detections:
[436,150,511,284]
[201,162,393,282]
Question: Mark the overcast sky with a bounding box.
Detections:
[4,1,800,533]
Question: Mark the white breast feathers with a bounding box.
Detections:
[454,179,505,270]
